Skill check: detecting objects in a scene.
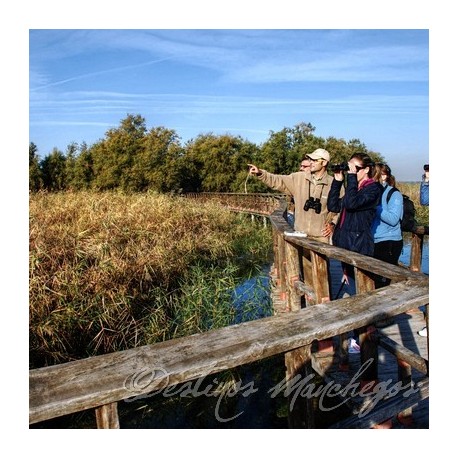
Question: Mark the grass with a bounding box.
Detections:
[397,182,429,227]
[29,191,273,368]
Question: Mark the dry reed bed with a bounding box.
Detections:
[397,182,429,226]
[29,191,271,368]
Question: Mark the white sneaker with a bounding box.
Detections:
[284,231,308,238]
[418,326,428,337]
[348,338,360,354]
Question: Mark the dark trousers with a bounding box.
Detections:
[373,239,403,289]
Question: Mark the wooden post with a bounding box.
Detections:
[355,268,378,388]
[310,251,333,353]
[95,402,120,429]
[285,345,314,428]
[284,240,301,312]
[396,358,413,426]
[310,251,330,302]
[410,232,424,272]
[283,238,313,427]
[271,230,288,314]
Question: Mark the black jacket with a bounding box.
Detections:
[327,174,383,256]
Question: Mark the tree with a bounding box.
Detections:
[258,123,320,176]
[131,126,183,192]
[324,137,385,166]
[64,142,79,190]
[183,133,259,192]
[29,142,43,191]
[72,142,94,190]
[91,114,147,190]
[40,148,67,190]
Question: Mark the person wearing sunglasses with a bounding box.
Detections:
[327,153,383,352]
[248,149,341,243]
[248,149,342,298]
[328,152,383,262]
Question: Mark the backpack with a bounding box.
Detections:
[386,187,416,232]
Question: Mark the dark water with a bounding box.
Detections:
[231,265,272,323]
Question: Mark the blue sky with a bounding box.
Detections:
[29,29,429,181]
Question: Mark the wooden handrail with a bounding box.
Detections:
[29,192,429,428]
[29,278,427,425]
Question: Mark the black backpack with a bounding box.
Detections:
[386,187,416,232]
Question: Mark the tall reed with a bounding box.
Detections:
[397,182,429,226]
[29,191,273,368]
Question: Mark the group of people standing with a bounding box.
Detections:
[248,148,405,289]
[248,148,428,350]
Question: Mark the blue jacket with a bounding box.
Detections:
[420,181,429,206]
[328,174,383,256]
[372,185,403,243]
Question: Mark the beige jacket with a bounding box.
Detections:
[258,169,342,240]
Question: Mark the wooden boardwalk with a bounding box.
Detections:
[310,259,429,428]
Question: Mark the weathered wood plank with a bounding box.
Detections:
[329,378,429,429]
[378,335,428,374]
[285,240,301,311]
[270,207,425,284]
[95,402,120,429]
[30,278,428,424]
[410,233,424,272]
[283,234,424,283]
[293,279,317,303]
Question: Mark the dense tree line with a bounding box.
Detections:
[29,114,385,193]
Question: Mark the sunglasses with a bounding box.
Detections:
[307,157,324,162]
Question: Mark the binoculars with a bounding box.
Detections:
[304,197,322,214]
[330,162,349,173]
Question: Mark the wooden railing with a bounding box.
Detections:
[29,195,428,428]
[184,192,288,216]
[185,192,428,273]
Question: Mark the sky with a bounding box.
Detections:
[29,29,429,181]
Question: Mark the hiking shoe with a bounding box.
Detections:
[348,338,360,354]
[418,326,428,337]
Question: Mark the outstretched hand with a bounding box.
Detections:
[247,164,260,176]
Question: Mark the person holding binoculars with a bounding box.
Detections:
[327,153,384,353]
[248,148,342,243]
[327,153,384,296]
